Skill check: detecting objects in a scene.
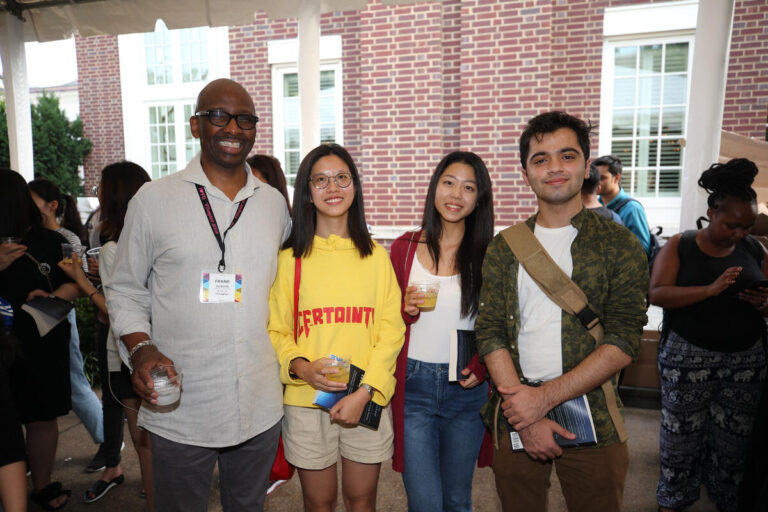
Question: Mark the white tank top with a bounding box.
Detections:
[407,254,475,363]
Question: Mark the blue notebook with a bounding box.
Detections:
[313,362,382,430]
[449,329,477,381]
[507,393,597,452]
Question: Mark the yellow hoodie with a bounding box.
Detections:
[268,235,405,407]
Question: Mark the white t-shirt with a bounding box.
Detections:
[517,223,578,381]
[407,254,475,363]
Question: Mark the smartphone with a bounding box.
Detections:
[733,278,768,294]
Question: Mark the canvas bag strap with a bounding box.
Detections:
[293,257,301,343]
[500,222,628,443]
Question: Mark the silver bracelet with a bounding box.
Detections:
[129,339,154,361]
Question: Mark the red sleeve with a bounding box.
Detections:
[466,353,488,382]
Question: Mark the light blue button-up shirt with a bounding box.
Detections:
[105,154,291,447]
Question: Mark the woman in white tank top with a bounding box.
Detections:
[390,151,495,512]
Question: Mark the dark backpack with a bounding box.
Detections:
[611,197,664,274]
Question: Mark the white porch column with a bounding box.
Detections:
[678,0,735,230]
[0,13,34,181]
[298,0,320,158]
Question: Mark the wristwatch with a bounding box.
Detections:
[360,383,375,399]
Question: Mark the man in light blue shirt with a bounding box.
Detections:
[106,79,290,511]
[596,155,651,256]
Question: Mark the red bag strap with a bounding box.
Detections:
[293,257,301,343]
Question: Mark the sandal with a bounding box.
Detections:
[83,474,124,504]
[30,481,72,511]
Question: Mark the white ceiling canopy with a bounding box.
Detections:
[1,0,435,42]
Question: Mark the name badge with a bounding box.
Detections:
[200,271,242,303]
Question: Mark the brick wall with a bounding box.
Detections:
[722,0,768,139]
[358,2,447,228]
[75,34,125,194]
[75,0,768,223]
[229,10,363,158]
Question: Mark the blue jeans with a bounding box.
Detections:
[68,308,104,444]
[402,359,487,512]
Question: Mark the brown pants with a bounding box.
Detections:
[492,431,629,512]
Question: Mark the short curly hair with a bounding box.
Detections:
[519,111,593,170]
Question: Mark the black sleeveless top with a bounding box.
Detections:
[664,230,766,352]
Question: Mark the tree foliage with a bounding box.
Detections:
[0,101,9,169]
[0,93,92,195]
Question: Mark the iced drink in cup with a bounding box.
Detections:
[150,365,183,406]
[61,243,86,264]
[325,355,350,383]
[1,237,21,244]
[411,280,440,310]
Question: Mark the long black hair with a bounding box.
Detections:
[0,168,42,238]
[247,154,292,215]
[284,143,374,259]
[28,178,87,243]
[420,151,494,318]
[699,158,758,210]
[98,161,152,242]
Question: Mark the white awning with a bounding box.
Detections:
[8,0,428,42]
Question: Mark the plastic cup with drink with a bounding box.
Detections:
[410,280,440,310]
[324,354,350,383]
[150,365,183,406]
[86,247,101,262]
[61,243,86,265]
[1,237,21,245]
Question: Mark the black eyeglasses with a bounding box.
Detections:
[195,109,259,130]
[310,173,353,190]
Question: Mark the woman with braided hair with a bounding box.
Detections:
[650,158,768,512]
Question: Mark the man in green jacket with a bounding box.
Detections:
[475,111,648,512]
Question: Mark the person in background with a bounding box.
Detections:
[650,158,768,512]
[269,143,404,512]
[247,154,293,214]
[581,164,623,224]
[389,151,494,512]
[0,168,81,511]
[596,155,651,254]
[59,161,155,507]
[28,178,105,472]
[85,206,103,252]
[0,301,26,512]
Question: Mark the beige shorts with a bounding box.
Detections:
[282,404,394,470]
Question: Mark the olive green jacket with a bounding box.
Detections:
[475,207,649,446]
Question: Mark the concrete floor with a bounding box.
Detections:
[34,406,718,511]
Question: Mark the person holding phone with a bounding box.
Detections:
[650,158,768,512]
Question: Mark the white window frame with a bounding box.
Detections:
[144,100,197,179]
[598,0,698,233]
[271,62,343,183]
[118,25,230,178]
[268,35,343,183]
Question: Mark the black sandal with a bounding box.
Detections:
[83,474,124,504]
[30,481,72,511]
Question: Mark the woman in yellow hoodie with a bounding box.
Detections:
[269,143,405,512]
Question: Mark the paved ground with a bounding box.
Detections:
[30,405,718,511]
